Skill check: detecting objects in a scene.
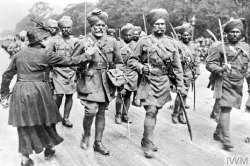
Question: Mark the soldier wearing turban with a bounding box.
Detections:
[115,23,138,124]
[206,17,250,151]
[47,19,58,36]
[74,9,123,155]
[171,22,200,124]
[47,16,78,128]
[127,8,183,158]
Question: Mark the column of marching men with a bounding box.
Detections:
[1,7,250,166]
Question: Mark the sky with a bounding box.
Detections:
[0,0,98,32]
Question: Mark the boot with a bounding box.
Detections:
[93,141,110,155]
[178,113,186,124]
[115,114,122,124]
[21,159,34,166]
[220,107,234,151]
[121,114,132,123]
[141,138,158,152]
[213,123,223,142]
[44,147,55,159]
[62,118,73,128]
[94,109,109,155]
[171,113,179,124]
[80,134,90,150]
[80,115,94,150]
[141,138,154,158]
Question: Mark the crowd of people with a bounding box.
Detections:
[0,7,249,166]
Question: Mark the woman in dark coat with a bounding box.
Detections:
[0,28,92,166]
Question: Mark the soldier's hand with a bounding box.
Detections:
[142,65,150,75]
[85,47,96,60]
[120,89,127,96]
[221,63,231,73]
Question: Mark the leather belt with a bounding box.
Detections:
[17,72,49,82]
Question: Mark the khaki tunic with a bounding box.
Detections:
[176,41,200,95]
[73,34,123,103]
[119,40,138,91]
[47,35,78,94]
[128,35,183,108]
[206,42,250,109]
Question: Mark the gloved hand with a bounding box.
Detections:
[142,65,150,75]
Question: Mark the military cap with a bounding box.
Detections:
[223,18,244,34]
[58,16,73,27]
[174,22,193,35]
[146,8,169,26]
[87,9,108,26]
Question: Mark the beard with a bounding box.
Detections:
[92,27,105,38]
[152,28,166,36]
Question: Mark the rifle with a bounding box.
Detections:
[30,18,50,32]
[168,59,193,141]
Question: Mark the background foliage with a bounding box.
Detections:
[10,0,250,41]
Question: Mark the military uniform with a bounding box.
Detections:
[172,40,200,123]
[47,35,78,94]
[128,33,183,157]
[115,39,138,123]
[75,29,123,154]
[206,40,250,149]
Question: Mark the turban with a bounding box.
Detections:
[27,28,50,46]
[146,8,169,26]
[174,22,193,35]
[223,18,244,34]
[58,16,73,27]
[133,26,142,35]
[47,19,58,28]
[107,28,116,36]
[121,23,134,35]
[87,9,108,26]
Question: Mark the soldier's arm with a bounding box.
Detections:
[127,39,144,74]
[112,39,124,69]
[171,49,184,88]
[1,54,17,97]
[206,45,224,73]
[47,47,91,67]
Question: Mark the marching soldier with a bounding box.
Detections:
[127,8,183,158]
[206,18,250,150]
[73,9,123,155]
[47,16,78,128]
[172,23,200,124]
[115,23,138,124]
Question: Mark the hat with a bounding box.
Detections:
[47,19,58,28]
[87,9,108,26]
[121,23,134,35]
[223,18,244,34]
[27,28,50,46]
[58,16,73,27]
[146,8,169,26]
[174,22,193,35]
